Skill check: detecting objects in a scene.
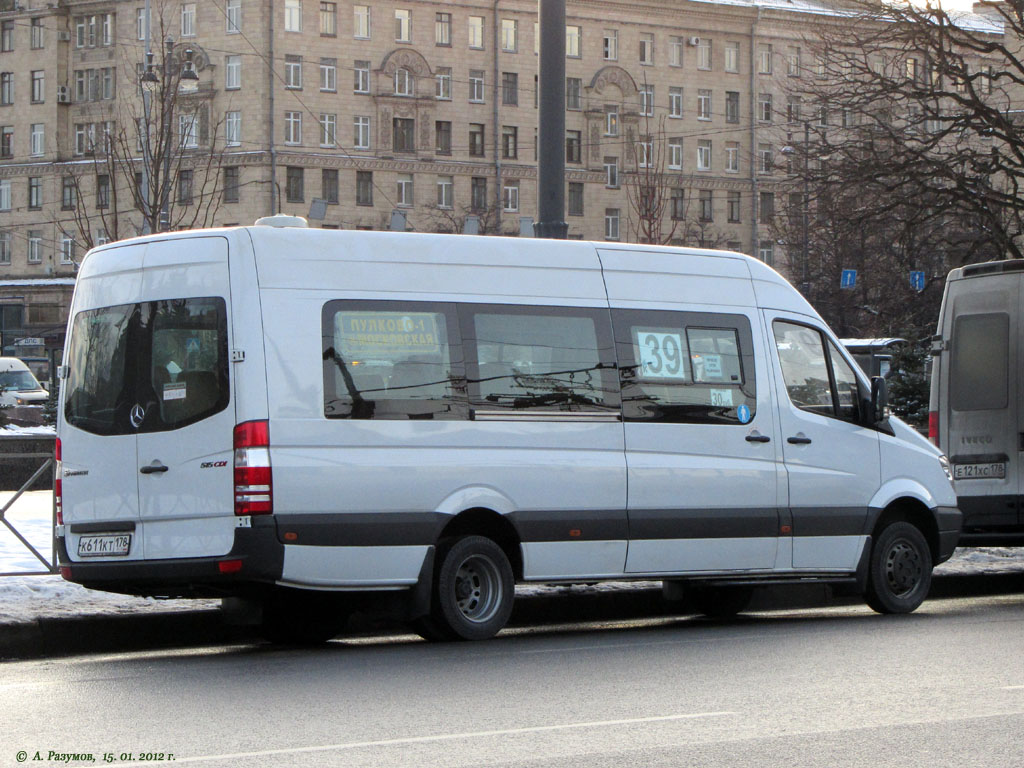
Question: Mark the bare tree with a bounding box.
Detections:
[625,112,684,245]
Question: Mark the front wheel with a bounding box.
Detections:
[432,536,515,641]
[864,521,932,614]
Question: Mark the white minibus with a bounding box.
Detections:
[56,221,960,642]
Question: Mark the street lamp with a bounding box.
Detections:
[780,120,811,298]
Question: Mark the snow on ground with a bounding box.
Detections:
[1,490,1023,626]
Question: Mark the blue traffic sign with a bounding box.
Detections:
[910,270,926,292]
[840,269,857,289]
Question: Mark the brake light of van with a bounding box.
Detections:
[54,437,63,525]
[233,420,272,516]
[928,411,939,447]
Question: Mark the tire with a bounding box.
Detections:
[688,585,754,619]
[260,590,350,645]
[432,535,515,641]
[864,521,932,614]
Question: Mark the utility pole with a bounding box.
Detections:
[533,0,568,239]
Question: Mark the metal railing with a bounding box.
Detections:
[0,454,57,577]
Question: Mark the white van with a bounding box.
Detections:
[56,222,960,643]
[929,260,1024,544]
[0,357,49,407]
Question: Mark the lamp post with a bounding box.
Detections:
[780,120,811,297]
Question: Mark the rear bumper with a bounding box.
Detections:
[56,516,284,598]
[935,505,962,564]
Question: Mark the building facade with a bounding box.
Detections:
[0,0,1005,350]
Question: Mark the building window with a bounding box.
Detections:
[640,33,654,65]
[726,91,740,124]
[698,89,712,121]
[788,46,801,77]
[758,144,773,173]
[353,115,370,149]
[284,111,302,145]
[353,5,370,38]
[356,171,373,205]
[179,113,198,148]
[503,183,519,213]
[225,111,241,146]
[759,93,773,123]
[568,182,584,216]
[354,61,370,93]
[61,237,77,265]
[285,0,302,32]
[697,38,712,70]
[436,67,452,99]
[502,125,518,159]
[759,45,772,74]
[0,179,9,211]
[31,71,44,103]
[434,12,451,46]
[728,191,741,222]
[27,232,42,263]
[0,73,12,106]
[0,232,12,266]
[604,157,619,188]
[502,72,518,106]
[62,176,77,210]
[30,124,44,156]
[436,175,453,208]
[605,209,620,240]
[226,0,241,33]
[181,3,196,37]
[320,2,337,36]
[726,142,739,172]
[760,191,775,223]
[759,240,774,265]
[501,18,517,51]
[322,168,338,203]
[223,167,239,203]
[669,86,683,119]
[226,56,241,89]
[286,166,304,202]
[397,173,414,206]
[31,17,44,49]
[28,177,41,209]
[566,25,581,58]
[603,29,618,61]
[435,120,451,154]
[668,138,682,170]
[469,123,485,157]
[394,68,413,96]
[566,130,581,163]
[0,126,12,158]
[177,169,194,205]
[640,85,654,117]
[566,77,582,110]
[468,16,484,49]
[471,177,487,211]
[320,113,336,147]
[320,58,337,91]
[469,70,485,102]
[395,9,411,42]
[285,55,302,89]
[638,140,653,169]
[697,139,712,170]
[725,42,739,73]
[699,190,713,221]
[393,117,415,152]
[605,108,619,136]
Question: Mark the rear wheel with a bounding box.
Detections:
[260,589,350,645]
[864,521,932,614]
[688,585,754,619]
[429,535,514,641]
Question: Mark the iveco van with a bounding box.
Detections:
[56,221,960,643]
[930,260,1024,543]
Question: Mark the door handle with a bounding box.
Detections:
[745,434,771,443]
[140,462,169,474]
[787,436,812,445]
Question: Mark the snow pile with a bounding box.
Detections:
[1,491,1022,626]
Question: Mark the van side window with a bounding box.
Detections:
[773,321,860,423]
[613,309,756,424]
[322,301,466,420]
[951,313,1008,411]
[460,305,619,413]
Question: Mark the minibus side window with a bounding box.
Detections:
[828,340,860,423]
[322,301,466,420]
[613,309,756,424]
[951,313,1008,411]
[460,305,619,413]
[773,321,861,423]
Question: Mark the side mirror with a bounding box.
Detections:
[871,376,890,423]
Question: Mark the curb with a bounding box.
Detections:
[1,571,1021,661]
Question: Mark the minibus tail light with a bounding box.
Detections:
[54,437,63,525]
[234,420,272,515]
[928,411,939,447]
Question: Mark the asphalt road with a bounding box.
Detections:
[2,593,1023,768]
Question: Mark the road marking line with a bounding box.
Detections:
[130,711,737,765]
[1002,685,1024,690]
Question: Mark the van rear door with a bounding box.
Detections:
[945,275,1020,529]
